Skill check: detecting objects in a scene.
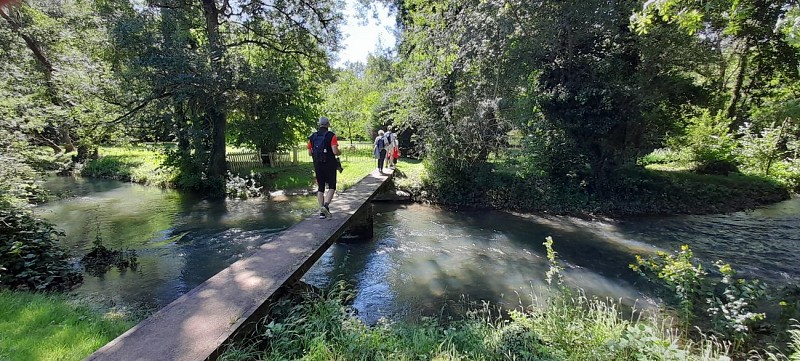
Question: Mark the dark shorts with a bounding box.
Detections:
[314,161,337,192]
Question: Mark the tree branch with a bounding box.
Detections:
[225,38,311,56]
[0,7,56,88]
[96,92,174,131]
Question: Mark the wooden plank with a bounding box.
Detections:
[86,169,394,361]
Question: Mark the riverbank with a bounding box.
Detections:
[73,145,376,195]
[66,147,793,216]
[220,272,800,361]
[390,160,792,217]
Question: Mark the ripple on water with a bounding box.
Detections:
[305,199,800,322]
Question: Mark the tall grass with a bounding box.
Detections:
[0,290,133,361]
[219,284,740,361]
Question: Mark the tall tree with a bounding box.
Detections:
[633,0,800,125]
[0,0,122,159]
[393,0,704,193]
[101,0,342,193]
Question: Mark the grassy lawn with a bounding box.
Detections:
[81,146,175,187]
[256,158,378,192]
[0,291,133,361]
[81,146,379,193]
[393,158,426,191]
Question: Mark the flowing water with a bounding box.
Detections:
[302,200,800,323]
[36,177,317,310]
[38,177,800,322]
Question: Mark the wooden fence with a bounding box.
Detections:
[226,142,376,171]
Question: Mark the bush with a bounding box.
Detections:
[631,245,768,349]
[0,210,82,291]
[680,110,739,174]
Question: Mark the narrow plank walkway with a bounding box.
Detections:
[87,169,393,361]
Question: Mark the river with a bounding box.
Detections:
[37,177,800,322]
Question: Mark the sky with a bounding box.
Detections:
[335,0,396,67]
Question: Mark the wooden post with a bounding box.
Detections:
[293,147,298,164]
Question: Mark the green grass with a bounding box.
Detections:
[81,146,176,187]
[255,158,378,192]
[83,146,378,193]
[393,158,427,196]
[0,290,134,361]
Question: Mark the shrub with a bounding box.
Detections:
[0,210,82,291]
[225,171,263,199]
[631,245,768,348]
[681,110,739,174]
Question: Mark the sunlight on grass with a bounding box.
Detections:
[0,291,133,361]
[394,158,427,190]
[82,146,175,187]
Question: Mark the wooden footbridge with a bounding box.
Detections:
[87,169,394,361]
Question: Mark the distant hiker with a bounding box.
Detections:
[384,125,398,168]
[374,130,388,174]
[307,116,341,219]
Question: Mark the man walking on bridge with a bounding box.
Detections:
[308,116,341,219]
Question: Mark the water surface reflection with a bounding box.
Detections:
[37,177,316,309]
[304,199,800,324]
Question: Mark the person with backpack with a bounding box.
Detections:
[307,116,341,219]
[373,130,388,174]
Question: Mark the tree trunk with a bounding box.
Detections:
[725,40,750,124]
[259,147,271,166]
[201,0,228,188]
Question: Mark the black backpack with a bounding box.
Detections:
[309,131,333,163]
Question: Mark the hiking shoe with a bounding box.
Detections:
[322,204,332,218]
[319,211,326,219]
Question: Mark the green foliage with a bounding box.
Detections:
[631,245,769,348]
[80,229,138,278]
[679,110,739,174]
[0,290,133,361]
[736,99,800,190]
[777,5,800,48]
[631,245,706,324]
[94,0,343,193]
[639,148,683,166]
[320,67,381,143]
[401,156,788,216]
[791,325,800,361]
[227,56,320,155]
[543,236,564,286]
[0,209,82,291]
